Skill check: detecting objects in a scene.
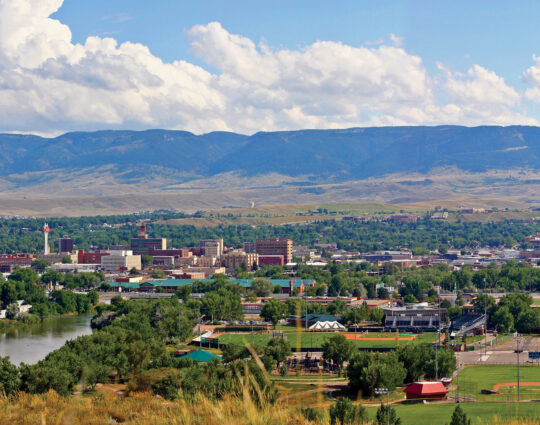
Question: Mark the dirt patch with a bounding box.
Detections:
[492,382,540,391]
[95,383,127,396]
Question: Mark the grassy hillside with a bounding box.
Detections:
[1,391,539,425]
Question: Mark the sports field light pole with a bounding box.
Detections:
[435,285,440,380]
[375,387,390,425]
[354,307,357,346]
[515,333,522,403]
[305,284,309,351]
[483,278,488,360]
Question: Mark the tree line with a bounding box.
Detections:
[1,214,539,253]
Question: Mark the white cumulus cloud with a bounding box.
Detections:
[0,0,537,135]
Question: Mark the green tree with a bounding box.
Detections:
[329,398,367,425]
[0,356,21,395]
[397,344,433,383]
[151,269,166,279]
[375,402,401,425]
[141,255,154,269]
[250,278,274,297]
[264,337,292,368]
[222,342,249,363]
[5,303,20,320]
[447,305,462,321]
[492,306,514,333]
[0,283,18,309]
[87,290,99,305]
[41,270,63,285]
[377,287,390,300]
[321,334,354,376]
[152,373,181,400]
[449,405,471,425]
[369,308,385,324]
[31,259,51,273]
[403,294,417,304]
[347,351,406,398]
[200,292,221,322]
[440,300,451,309]
[260,298,288,328]
[9,268,39,284]
[516,309,539,333]
[61,255,72,264]
[327,299,346,315]
[426,346,456,379]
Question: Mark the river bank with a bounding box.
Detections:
[0,314,93,364]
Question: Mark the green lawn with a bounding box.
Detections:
[452,364,540,402]
[366,402,540,425]
[217,330,437,349]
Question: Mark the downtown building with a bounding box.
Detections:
[255,238,293,264]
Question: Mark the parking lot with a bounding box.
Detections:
[456,336,540,365]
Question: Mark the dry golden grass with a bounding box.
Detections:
[2,391,540,425]
[0,390,312,425]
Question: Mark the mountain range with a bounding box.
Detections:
[1,126,540,215]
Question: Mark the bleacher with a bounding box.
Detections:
[451,314,486,335]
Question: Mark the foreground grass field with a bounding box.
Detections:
[367,401,540,425]
[217,330,438,349]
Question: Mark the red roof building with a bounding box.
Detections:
[404,382,448,400]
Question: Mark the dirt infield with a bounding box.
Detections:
[493,382,540,391]
[344,334,416,341]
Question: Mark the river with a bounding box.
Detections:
[0,314,93,365]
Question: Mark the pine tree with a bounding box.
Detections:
[449,405,471,425]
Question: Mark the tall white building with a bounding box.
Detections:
[101,250,141,273]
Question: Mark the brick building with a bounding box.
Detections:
[221,251,259,271]
[256,238,293,263]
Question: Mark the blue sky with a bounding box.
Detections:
[52,0,539,88]
[2,0,540,134]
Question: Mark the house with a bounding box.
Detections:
[404,382,448,400]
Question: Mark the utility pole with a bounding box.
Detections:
[305,284,308,351]
[516,333,521,403]
[484,278,487,360]
[354,307,357,346]
[456,363,460,403]
[435,285,440,380]
[435,337,438,381]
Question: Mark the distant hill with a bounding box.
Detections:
[1,126,539,215]
[1,126,539,182]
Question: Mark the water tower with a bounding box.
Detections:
[43,223,50,255]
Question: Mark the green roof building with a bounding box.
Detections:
[179,349,222,362]
[108,278,315,293]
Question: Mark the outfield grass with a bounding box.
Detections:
[456,365,540,390]
[452,364,540,402]
[366,401,540,425]
[217,330,438,349]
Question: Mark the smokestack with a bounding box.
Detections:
[43,223,50,255]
